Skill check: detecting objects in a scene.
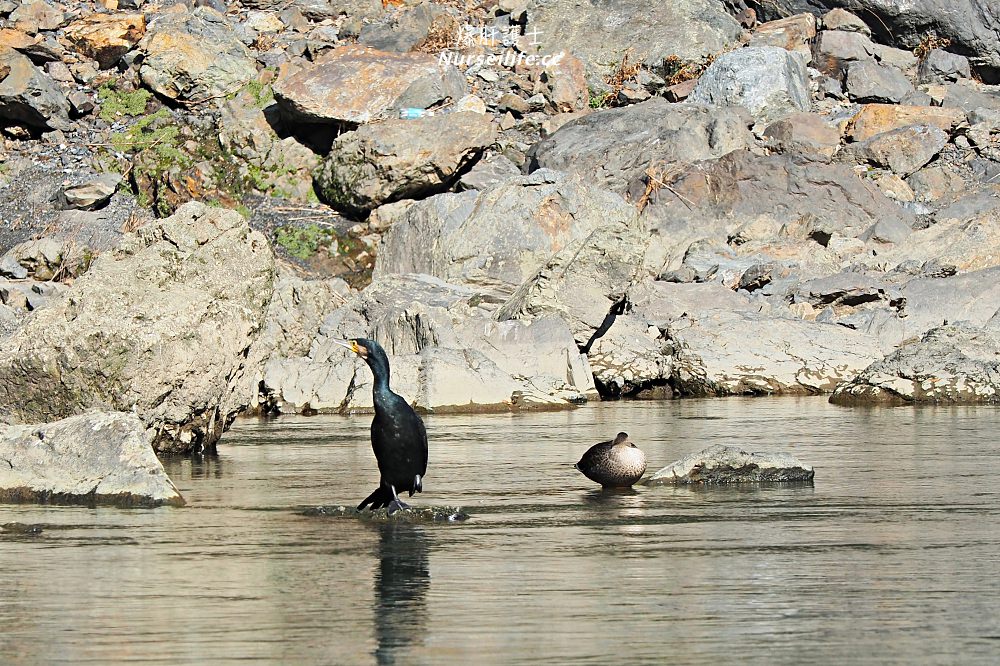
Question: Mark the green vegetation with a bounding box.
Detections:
[274,224,336,260]
[589,89,612,109]
[273,224,364,261]
[97,83,153,121]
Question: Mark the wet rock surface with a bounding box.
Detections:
[647,444,815,484]
[0,411,185,507]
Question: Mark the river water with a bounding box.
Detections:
[2,397,1000,665]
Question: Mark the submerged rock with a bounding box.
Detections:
[0,412,184,507]
[647,444,814,484]
[301,504,469,523]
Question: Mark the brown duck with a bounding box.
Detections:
[575,432,647,488]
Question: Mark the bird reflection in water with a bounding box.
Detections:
[373,523,430,665]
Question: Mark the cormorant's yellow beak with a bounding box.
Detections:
[332,339,362,355]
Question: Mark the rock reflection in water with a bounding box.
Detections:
[373,523,430,665]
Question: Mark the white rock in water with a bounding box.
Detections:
[0,411,184,506]
[647,444,814,484]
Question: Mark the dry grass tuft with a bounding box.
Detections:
[413,14,461,53]
[914,35,952,62]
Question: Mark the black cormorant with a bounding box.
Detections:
[333,338,428,512]
[575,432,647,488]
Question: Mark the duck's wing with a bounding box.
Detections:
[576,439,614,469]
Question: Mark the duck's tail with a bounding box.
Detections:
[357,485,393,511]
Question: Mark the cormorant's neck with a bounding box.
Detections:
[365,353,391,395]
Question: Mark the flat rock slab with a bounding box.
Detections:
[274,45,464,124]
[0,412,184,507]
[647,444,814,484]
[300,505,469,523]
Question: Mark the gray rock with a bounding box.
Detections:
[358,3,440,52]
[821,8,870,35]
[668,309,882,395]
[0,46,70,130]
[61,173,122,210]
[860,215,913,244]
[138,7,257,102]
[273,45,464,124]
[0,302,20,337]
[688,46,811,123]
[831,325,1000,404]
[647,444,815,484]
[0,412,184,507]
[940,81,1000,114]
[527,97,752,194]
[0,202,276,454]
[497,218,647,346]
[457,153,521,191]
[812,29,875,75]
[877,203,1000,273]
[636,151,915,270]
[851,124,949,176]
[762,0,1000,79]
[918,48,972,83]
[587,315,672,398]
[376,171,637,294]
[791,272,902,308]
[313,111,495,215]
[845,61,915,103]
[523,0,742,83]
[3,237,64,280]
[0,255,27,280]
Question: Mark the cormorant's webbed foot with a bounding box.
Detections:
[386,498,411,514]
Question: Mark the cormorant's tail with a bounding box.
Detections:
[357,485,393,511]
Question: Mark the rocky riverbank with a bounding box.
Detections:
[2,0,1000,502]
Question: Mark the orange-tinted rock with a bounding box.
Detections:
[847,104,964,141]
[750,13,817,59]
[64,13,145,69]
[273,45,464,124]
[0,28,38,51]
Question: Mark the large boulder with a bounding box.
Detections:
[0,202,275,454]
[0,46,70,130]
[138,7,257,102]
[522,0,743,82]
[497,218,647,346]
[261,273,596,414]
[273,45,464,124]
[831,325,1000,404]
[688,46,811,123]
[526,98,752,194]
[647,444,815,484]
[0,412,184,507]
[313,111,496,215]
[668,309,882,395]
[374,170,638,294]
